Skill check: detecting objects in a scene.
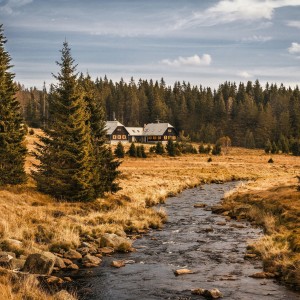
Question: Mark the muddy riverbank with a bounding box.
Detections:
[72,182,300,300]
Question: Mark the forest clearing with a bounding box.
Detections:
[0,129,299,299]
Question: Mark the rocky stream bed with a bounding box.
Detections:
[71,182,300,300]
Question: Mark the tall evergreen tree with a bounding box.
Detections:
[79,73,120,195]
[0,24,27,185]
[32,41,96,201]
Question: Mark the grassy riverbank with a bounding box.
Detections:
[221,176,300,290]
[0,129,299,299]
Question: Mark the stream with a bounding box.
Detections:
[74,182,300,300]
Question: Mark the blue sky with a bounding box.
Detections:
[1,0,300,89]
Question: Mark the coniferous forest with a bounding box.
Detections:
[18,76,300,154]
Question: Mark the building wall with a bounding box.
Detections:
[146,128,177,143]
[107,126,129,143]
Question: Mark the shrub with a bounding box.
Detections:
[155,142,165,155]
[212,143,221,155]
[268,158,274,163]
[114,142,125,158]
[129,143,137,157]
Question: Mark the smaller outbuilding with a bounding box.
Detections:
[105,121,129,144]
[126,127,144,143]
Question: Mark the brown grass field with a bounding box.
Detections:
[0,128,299,298]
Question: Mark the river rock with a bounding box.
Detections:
[249,272,276,279]
[216,221,227,226]
[64,249,82,260]
[191,288,223,299]
[7,239,23,248]
[211,205,226,214]
[54,290,76,300]
[62,258,73,266]
[244,253,257,259]
[0,252,15,267]
[111,260,125,268]
[12,258,26,270]
[99,247,114,255]
[82,254,101,267]
[46,275,64,284]
[174,269,194,276]
[100,233,132,252]
[41,252,66,269]
[67,263,79,270]
[194,203,207,208]
[23,253,55,275]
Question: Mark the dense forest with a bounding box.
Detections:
[16,76,300,151]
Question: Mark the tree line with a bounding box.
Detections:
[18,73,300,154]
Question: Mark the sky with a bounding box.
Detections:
[1,0,300,90]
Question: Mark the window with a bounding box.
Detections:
[164,136,168,140]
[122,135,126,139]
[117,135,121,139]
[113,135,116,139]
[153,136,157,140]
[117,128,121,132]
[158,136,161,140]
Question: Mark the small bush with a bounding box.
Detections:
[207,157,212,162]
[114,142,125,158]
[268,158,274,163]
[29,128,35,135]
[212,144,221,155]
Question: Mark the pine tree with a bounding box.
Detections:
[155,141,165,155]
[166,139,176,156]
[32,41,96,201]
[79,73,120,195]
[140,145,147,158]
[136,145,142,158]
[114,141,125,158]
[0,24,27,185]
[129,142,137,157]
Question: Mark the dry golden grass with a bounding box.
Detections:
[222,176,300,289]
[0,128,299,297]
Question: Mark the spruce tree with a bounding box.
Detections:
[155,141,165,155]
[32,42,96,201]
[140,145,147,158]
[114,141,125,158]
[166,140,176,156]
[79,74,120,195]
[0,24,27,185]
[129,143,137,157]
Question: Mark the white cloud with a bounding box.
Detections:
[242,35,272,42]
[238,71,253,79]
[174,0,300,28]
[161,54,212,67]
[288,42,300,55]
[0,0,33,14]
[287,20,300,29]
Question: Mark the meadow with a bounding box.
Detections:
[0,129,299,299]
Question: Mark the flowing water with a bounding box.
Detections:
[74,182,300,300]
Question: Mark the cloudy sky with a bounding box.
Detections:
[1,0,300,89]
